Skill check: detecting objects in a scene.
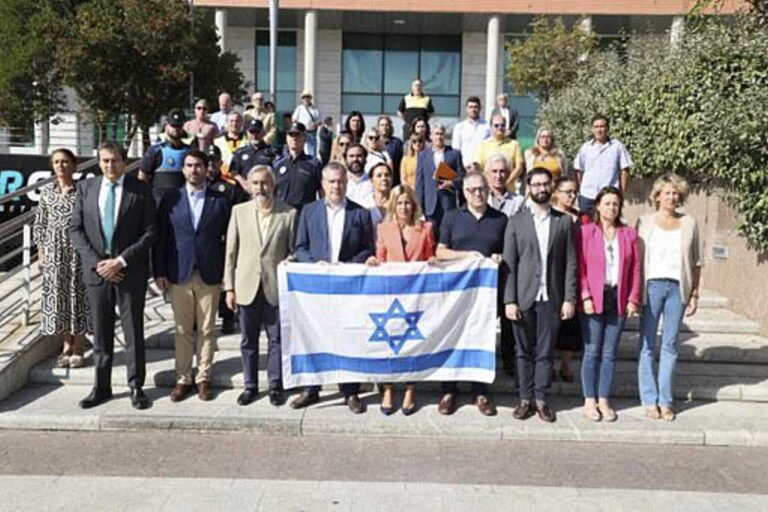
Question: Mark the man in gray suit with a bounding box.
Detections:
[70,142,157,410]
[224,165,296,407]
[503,167,577,422]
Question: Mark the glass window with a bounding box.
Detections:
[255,30,297,113]
[342,33,461,116]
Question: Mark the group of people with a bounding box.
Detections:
[32,86,702,424]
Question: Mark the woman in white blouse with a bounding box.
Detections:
[636,174,703,422]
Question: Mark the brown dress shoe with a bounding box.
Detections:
[345,394,365,414]
[290,390,320,409]
[536,403,557,423]
[438,393,456,415]
[475,394,497,416]
[197,381,213,401]
[512,401,534,420]
[170,384,192,402]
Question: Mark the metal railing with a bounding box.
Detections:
[0,157,141,327]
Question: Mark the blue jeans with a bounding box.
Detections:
[304,132,317,158]
[580,287,626,400]
[638,279,686,407]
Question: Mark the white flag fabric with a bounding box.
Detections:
[278,258,498,388]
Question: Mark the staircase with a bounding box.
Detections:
[1,289,767,446]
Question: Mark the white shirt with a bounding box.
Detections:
[210,109,231,133]
[98,175,127,265]
[647,227,682,281]
[604,234,619,287]
[292,103,322,132]
[432,147,445,169]
[186,184,206,230]
[527,199,551,302]
[452,118,490,168]
[346,173,375,209]
[326,199,346,263]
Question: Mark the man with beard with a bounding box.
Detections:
[344,143,374,208]
[503,167,578,423]
[154,150,232,402]
[224,165,297,406]
[435,171,507,417]
[139,109,192,203]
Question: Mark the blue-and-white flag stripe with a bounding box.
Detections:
[278,258,498,387]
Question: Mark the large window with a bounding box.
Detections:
[255,30,297,114]
[342,33,462,116]
[503,35,540,151]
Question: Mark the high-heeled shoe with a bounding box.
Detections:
[402,403,417,416]
[380,404,396,416]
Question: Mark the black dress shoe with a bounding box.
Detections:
[268,389,286,407]
[536,403,557,423]
[290,390,320,409]
[221,321,235,335]
[130,387,151,410]
[346,394,365,414]
[79,388,113,409]
[512,401,535,420]
[237,388,259,406]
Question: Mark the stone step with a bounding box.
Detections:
[2,384,768,447]
[28,348,768,403]
[622,308,760,335]
[141,331,768,365]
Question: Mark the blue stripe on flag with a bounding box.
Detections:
[286,268,497,295]
[291,349,496,374]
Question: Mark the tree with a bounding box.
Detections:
[54,0,245,147]
[505,17,597,102]
[539,12,768,250]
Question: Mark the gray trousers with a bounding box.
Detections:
[512,300,561,403]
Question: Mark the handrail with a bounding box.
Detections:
[0,211,34,240]
[0,157,99,207]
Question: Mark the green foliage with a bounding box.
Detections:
[505,17,597,102]
[540,13,768,250]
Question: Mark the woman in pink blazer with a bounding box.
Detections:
[366,184,436,415]
[578,186,642,422]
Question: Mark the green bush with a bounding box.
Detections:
[540,14,768,250]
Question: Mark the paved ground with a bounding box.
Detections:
[2,430,768,511]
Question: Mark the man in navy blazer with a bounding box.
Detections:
[416,123,464,237]
[154,150,232,402]
[291,161,374,413]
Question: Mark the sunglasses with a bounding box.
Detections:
[492,124,505,128]
[558,189,577,195]
[368,136,379,140]
[195,106,207,111]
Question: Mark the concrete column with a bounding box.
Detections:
[578,15,593,62]
[0,126,10,153]
[34,120,49,155]
[304,10,318,97]
[215,9,228,52]
[670,16,685,48]
[484,15,501,122]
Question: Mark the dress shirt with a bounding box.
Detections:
[488,190,525,217]
[452,119,490,168]
[326,199,347,263]
[210,109,231,133]
[573,138,633,200]
[98,175,127,266]
[257,207,273,241]
[527,199,552,302]
[432,148,445,169]
[346,173,375,208]
[186,184,206,230]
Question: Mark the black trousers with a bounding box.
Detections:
[87,281,147,391]
[512,300,561,403]
[238,287,282,391]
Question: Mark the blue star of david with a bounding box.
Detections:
[368,299,425,355]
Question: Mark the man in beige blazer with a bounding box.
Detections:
[224,165,296,406]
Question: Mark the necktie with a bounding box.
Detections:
[103,181,116,254]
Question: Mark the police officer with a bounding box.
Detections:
[206,145,246,335]
[139,108,192,203]
[229,118,277,191]
[272,122,322,214]
[206,145,249,206]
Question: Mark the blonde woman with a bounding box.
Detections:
[366,185,436,415]
[637,173,703,422]
[399,134,425,189]
[524,127,568,181]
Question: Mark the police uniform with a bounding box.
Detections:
[272,152,322,213]
[229,141,278,178]
[208,177,249,205]
[398,93,434,138]
[141,140,191,202]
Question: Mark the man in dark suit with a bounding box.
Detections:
[415,123,464,237]
[154,150,232,403]
[70,142,157,410]
[503,167,578,423]
[490,93,519,140]
[291,161,374,413]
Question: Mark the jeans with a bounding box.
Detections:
[304,132,317,158]
[638,279,686,407]
[580,287,626,400]
[578,196,595,216]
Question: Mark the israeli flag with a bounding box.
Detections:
[278,258,498,387]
